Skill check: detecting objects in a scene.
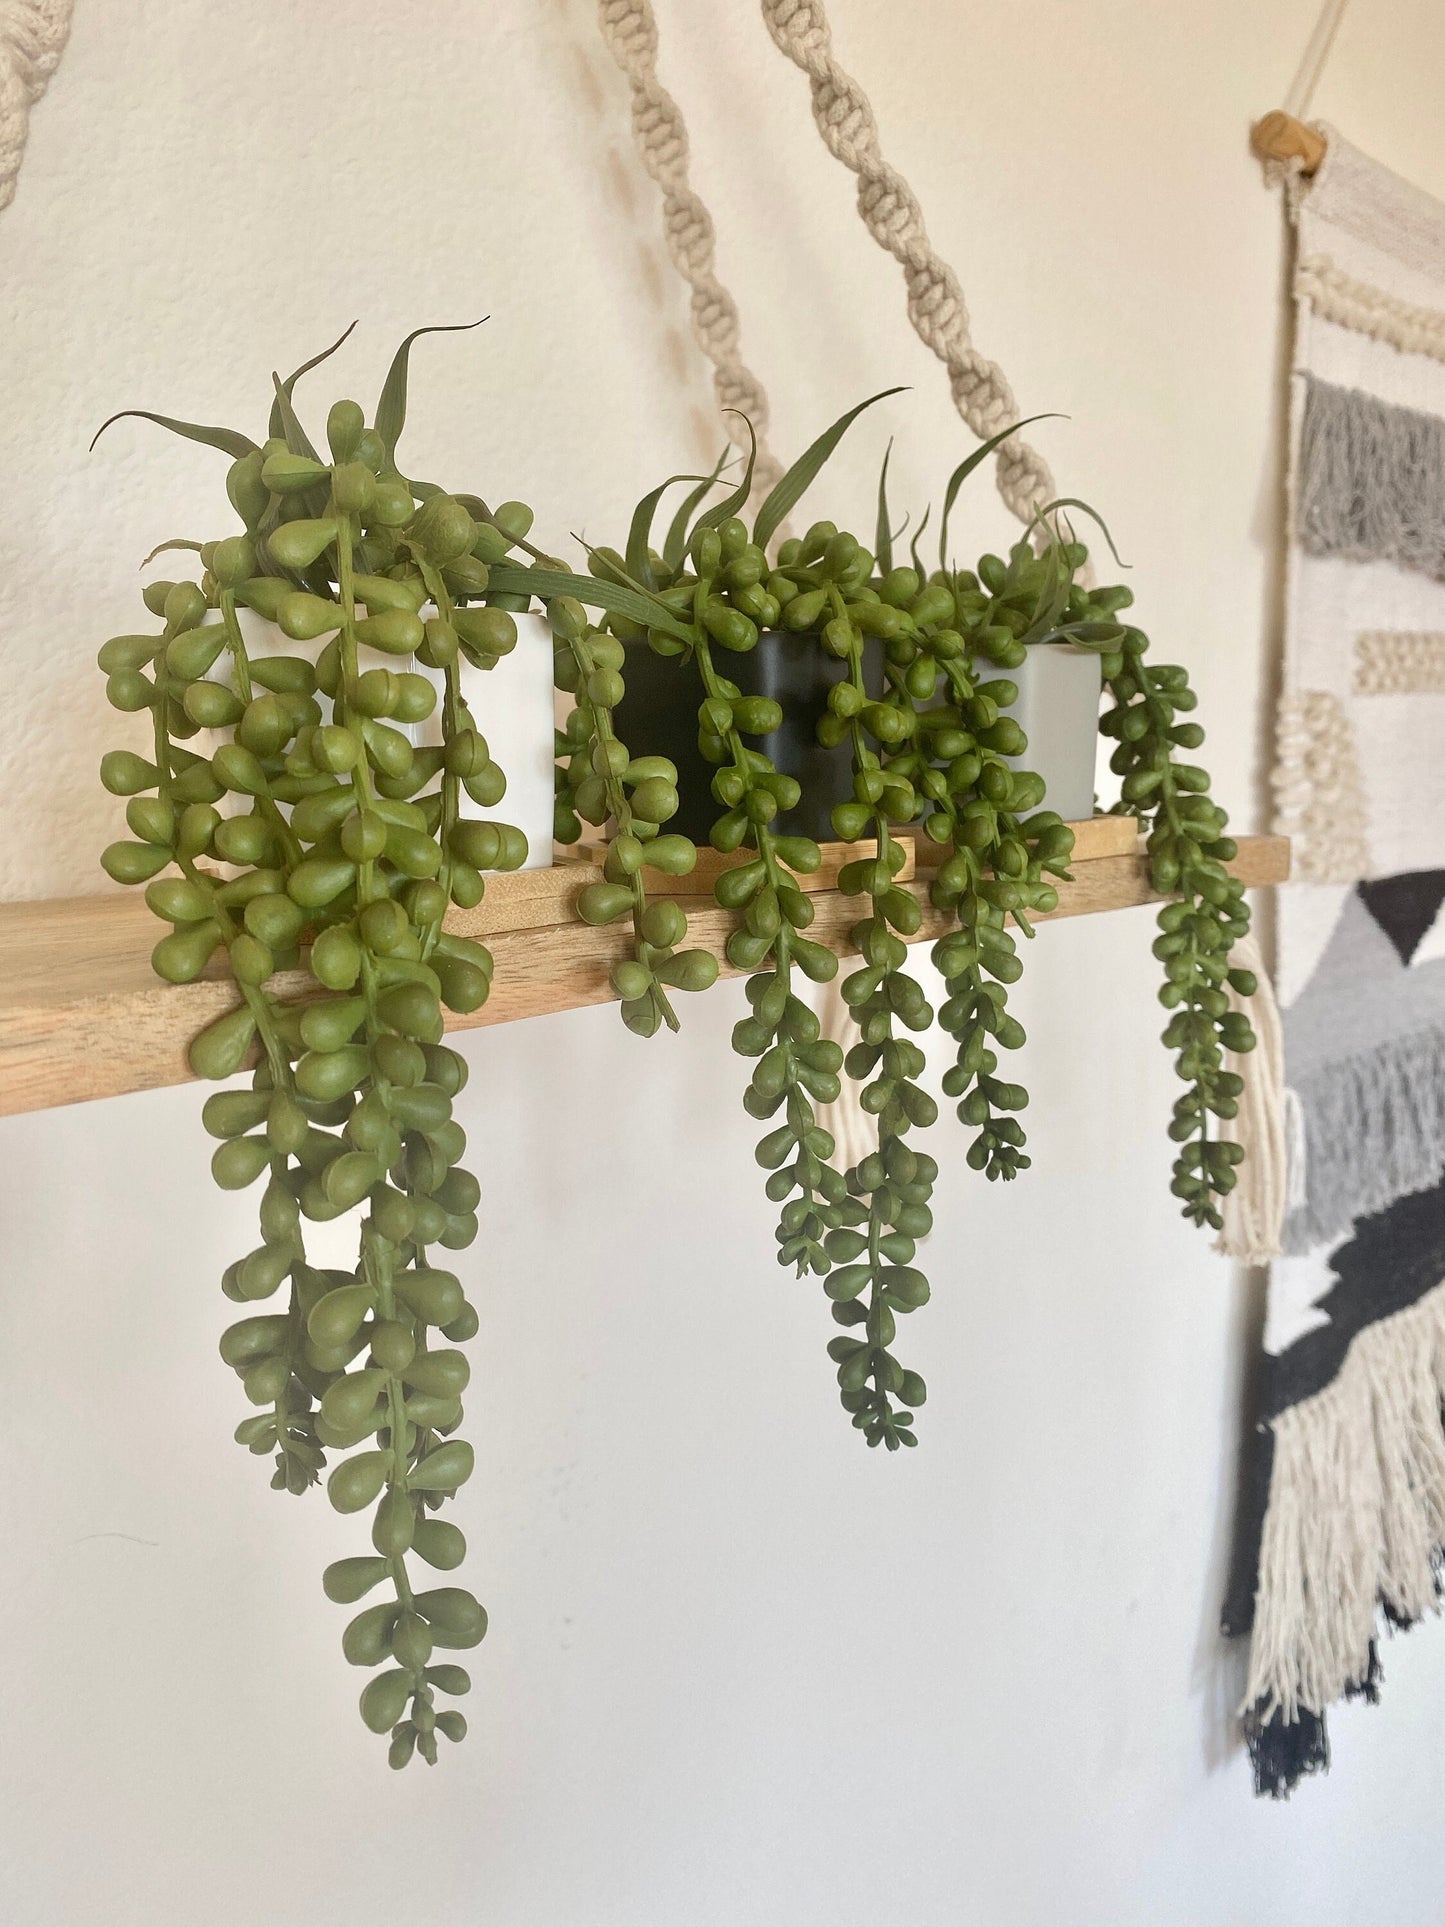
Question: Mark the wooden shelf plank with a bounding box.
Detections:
[0,824,1290,1117]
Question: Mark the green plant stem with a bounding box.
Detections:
[218,588,303,867]
[560,623,680,1033]
[689,625,828,1227]
[335,511,424,1662]
[410,557,462,963]
[155,600,319,1489]
[832,640,931,1447]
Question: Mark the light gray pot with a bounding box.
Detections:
[1001,642,1101,821]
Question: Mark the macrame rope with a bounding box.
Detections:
[757,0,1058,530]
[0,0,70,212]
[596,0,785,496]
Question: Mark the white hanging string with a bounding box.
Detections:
[1283,0,1352,121]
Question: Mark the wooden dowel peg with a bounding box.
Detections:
[1251,111,1327,175]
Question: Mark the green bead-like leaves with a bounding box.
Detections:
[327,1450,390,1515]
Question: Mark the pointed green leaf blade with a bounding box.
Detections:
[1030,496,1127,569]
[89,411,257,459]
[626,472,710,590]
[874,439,895,574]
[937,413,1061,569]
[753,386,906,553]
[695,415,757,534]
[139,537,205,567]
[908,504,932,579]
[270,371,321,463]
[374,319,488,465]
[1015,536,1068,641]
[662,451,729,572]
[483,564,696,643]
[266,320,358,445]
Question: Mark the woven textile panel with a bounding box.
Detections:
[1226,130,1445,1797]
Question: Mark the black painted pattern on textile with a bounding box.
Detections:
[1261,1166,1445,1419]
[1357,870,1445,966]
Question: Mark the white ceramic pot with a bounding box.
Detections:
[417,608,555,870]
[1002,642,1100,821]
[220,604,555,871]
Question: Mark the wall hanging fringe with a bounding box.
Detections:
[1296,375,1445,581]
[1215,930,1288,1266]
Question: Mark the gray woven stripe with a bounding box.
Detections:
[1282,1028,1445,1252]
[1297,374,1445,582]
[1281,894,1445,1251]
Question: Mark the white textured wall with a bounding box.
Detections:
[2,3,1444,1922]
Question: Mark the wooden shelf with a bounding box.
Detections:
[0,820,1289,1117]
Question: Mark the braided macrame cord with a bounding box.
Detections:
[596,0,785,497]
[757,0,1059,529]
[0,0,71,211]
[597,0,1287,1259]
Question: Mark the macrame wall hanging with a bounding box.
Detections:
[600,0,1286,1221]
[0,0,70,212]
[1227,112,1445,1796]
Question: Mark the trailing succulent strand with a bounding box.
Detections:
[550,403,1258,1440]
[678,540,852,1297]
[556,441,896,1425]
[879,534,1083,1185]
[630,514,855,1311]
[878,509,1255,1232]
[731,525,950,1448]
[819,592,938,1448]
[550,595,719,1033]
[555,472,998,1444]
[580,486,915,1441]
[96,327,545,1765]
[1085,589,1257,1228]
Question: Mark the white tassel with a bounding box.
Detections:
[1245,1279,1445,1726]
[1214,929,1290,1264]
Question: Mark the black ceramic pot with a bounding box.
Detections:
[614,631,883,843]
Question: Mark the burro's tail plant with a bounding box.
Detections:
[537,402,1257,1448]
[95,323,560,1767]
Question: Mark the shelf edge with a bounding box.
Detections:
[0,835,1290,1116]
